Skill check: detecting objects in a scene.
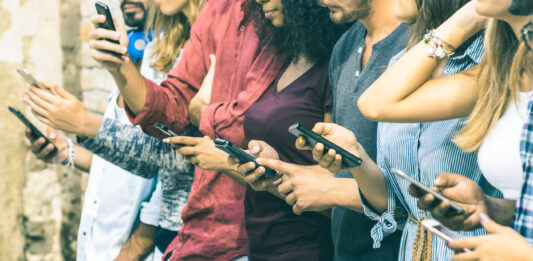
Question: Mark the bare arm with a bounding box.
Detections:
[358,2,486,122]
[114,223,157,261]
[73,145,93,173]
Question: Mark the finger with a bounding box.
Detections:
[30,137,47,153]
[36,143,55,159]
[278,180,292,195]
[312,122,327,135]
[293,203,303,215]
[28,86,57,104]
[312,143,325,162]
[450,237,485,250]
[328,154,343,172]
[408,184,427,198]
[295,136,313,150]
[227,156,240,165]
[322,149,336,166]
[89,39,127,55]
[25,91,55,113]
[479,213,504,233]
[434,172,461,188]
[90,27,121,42]
[451,250,479,261]
[248,140,263,156]
[25,128,37,142]
[46,128,57,141]
[185,156,198,164]
[256,158,295,175]
[285,193,296,205]
[163,136,201,146]
[115,21,129,46]
[208,54,216,73]
[271,177,282,186]
[90,49,128,64]
[91,14,106,28]
[417,192,438,210]
[243,167,266,184]
[428,199,451,218]
[237,162,256,174]
[50,85,71,99]
[178,146,198,156]
[33,114,54,129]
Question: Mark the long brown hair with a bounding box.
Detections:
[407,0,470,48]
[454,19,526,151]
[146,0,206,73]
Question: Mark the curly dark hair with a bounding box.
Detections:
[245,0,351,64]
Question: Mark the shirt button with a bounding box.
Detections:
[355,71,360,77]
[239,26,245,32]
[82,232,87,236]
[358,47,363,53]
[93,200,97,204]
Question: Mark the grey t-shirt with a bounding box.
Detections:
[329,22,409,260]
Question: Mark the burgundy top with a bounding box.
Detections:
[243,61,334,260]
[125,0,285,259]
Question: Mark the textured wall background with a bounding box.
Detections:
[0,0,120,260]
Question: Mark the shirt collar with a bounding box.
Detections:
[453,31,485,64]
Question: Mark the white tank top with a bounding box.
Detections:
[477,92,531,200]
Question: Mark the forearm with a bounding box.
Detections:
[328,178,363,213]
[111,61,147,115]
[73,145,93,172]
[115,222,157,261]
[485,196,516,226]
[350,158,389,213]
[77,112,104,139]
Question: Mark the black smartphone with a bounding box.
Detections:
[214,138,277,178]
[155,123,204,138]
[383,156,465,216]
[8,106,58,154]
[288,123,362,168]
[95,1,120,44]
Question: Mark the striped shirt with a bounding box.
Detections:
[513,96,533,245]
[360,33,503,260]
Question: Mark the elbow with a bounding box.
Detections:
[357,94,384,122]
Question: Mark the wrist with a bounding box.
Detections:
[78,113,103,139]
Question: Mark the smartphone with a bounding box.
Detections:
[8,106,58,154]
[288,123,362,168]
[214,138,277,178]
[383,156,465,215]
[155,123,204,138]
[16,68,47,90]
[421,219,471,253]
[95,1,120,44]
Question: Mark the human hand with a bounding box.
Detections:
[25,127,69,164]
[89,14,129,71]
[228,140,281,191]
[408,172,487,231]
[24,83,92,136]
[189,54,215,126]
[295,122,363,173]
[163,136,230,171]
[257,158,335,215]
[451,213,533,261]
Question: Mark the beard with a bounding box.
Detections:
[329,0,372,24]
[121,1,147,29]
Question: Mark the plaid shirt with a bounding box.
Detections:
[513,98,533,245]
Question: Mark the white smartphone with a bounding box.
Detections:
[421,219,471,253]
[383,156,465,216]
[16,68,47,90]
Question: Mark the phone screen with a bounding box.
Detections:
[214,138,277,178]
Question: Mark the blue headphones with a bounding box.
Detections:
[128,30,153,63]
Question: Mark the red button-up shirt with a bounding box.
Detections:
[125,0,284,259]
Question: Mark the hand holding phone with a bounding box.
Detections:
[214,138,277,178]
[421,219,471,253]
[383,156,465,216]
[288,123,362,168]
[95,1,119,44]
[9,106,58,154]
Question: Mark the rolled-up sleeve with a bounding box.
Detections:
[78,118,192,178]
[359,167,406,248]
[139,176,162,226]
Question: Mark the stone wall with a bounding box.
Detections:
[0,0,118,260]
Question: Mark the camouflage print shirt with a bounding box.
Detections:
[79,117,194,231]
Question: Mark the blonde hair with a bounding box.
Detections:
[454,19,532,151]
[146,0,206,73]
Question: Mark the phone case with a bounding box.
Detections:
[288,123,362,168]
[95,1,119,44]
[421,219,471,253]
[16,68,47,89]
[214,139,277,178]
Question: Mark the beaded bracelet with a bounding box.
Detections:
[423,30,456,59]
[61,137,76,167]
